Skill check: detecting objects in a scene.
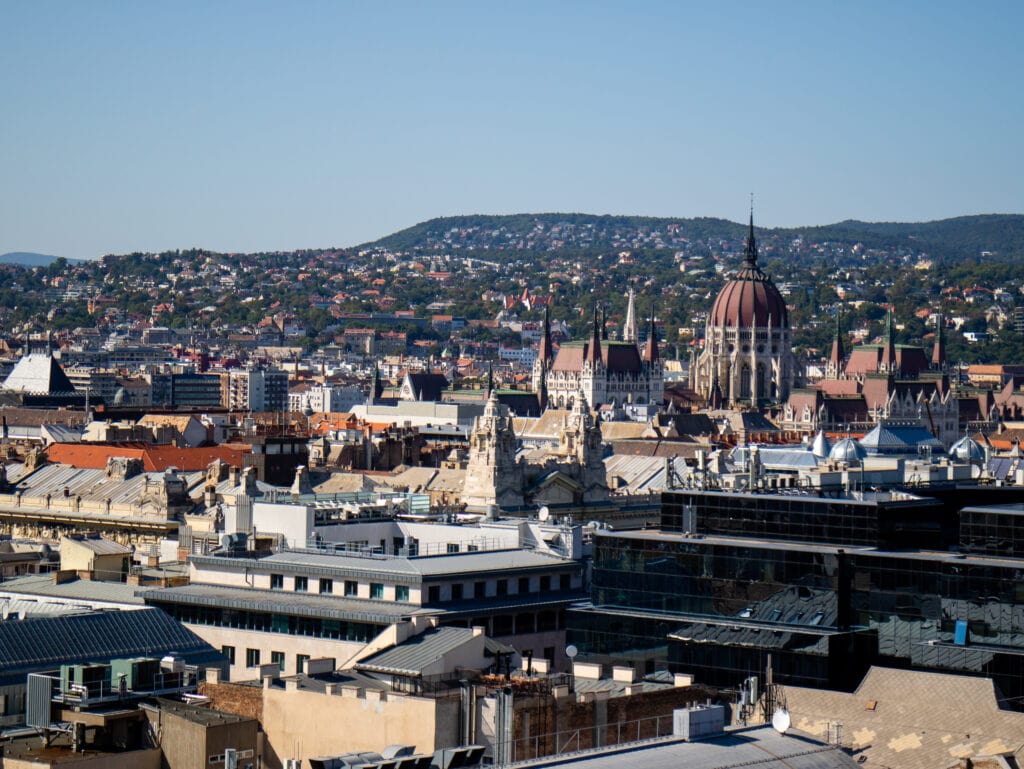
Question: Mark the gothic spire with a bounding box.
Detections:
[743,202,759,267]
[880,309,897,373]
[601,306,609,341]
[538,305,554,362]
[623,287,638,343]
[585,304,602,365]
[642,304,659,363]
[829,309,846,372]
[932,313,946,369]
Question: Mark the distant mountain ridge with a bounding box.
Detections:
[0,252,84,267]
[360,212,1024,263]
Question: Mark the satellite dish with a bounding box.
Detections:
[565,644,578,659]
[538,506,550,522]
[772,708,791,734]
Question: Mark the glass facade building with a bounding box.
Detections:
[570,489,1024,707]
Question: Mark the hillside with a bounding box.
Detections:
[0,252,79,267]
[360,213,1024,264]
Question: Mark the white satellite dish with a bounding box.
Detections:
[771,708,791,734]
[538,506,550,522]
[565,644,578,659]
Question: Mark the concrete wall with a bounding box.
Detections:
[258,683,460,769]
[181,623,363,681]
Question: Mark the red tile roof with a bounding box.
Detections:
[47,443,250,472]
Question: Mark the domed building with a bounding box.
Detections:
[693,213,795,408]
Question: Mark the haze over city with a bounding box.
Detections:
[2,1,1022,259]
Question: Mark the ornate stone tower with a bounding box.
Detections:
[695,210,794,407]
[462,391,524,514]
[557,393,609,503]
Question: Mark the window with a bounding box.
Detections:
[540,576,551,592]
[518,577,530,594]
[496,579,508,596]
[560,574,571,591]
[447,543,460,554]
[296,654,310,674]
[395,585,410,602]
[344,580,358,597]
[270,573,284,590]
[246,648,261,667]
[319,578,333,595]
[222,645,236,665]
[474,581,487,599]
[428,585,441,603]
[294,576,308,592]
[271,651,285,671]
[451,583,464,601]
[370,583,384,599]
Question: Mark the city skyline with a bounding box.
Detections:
[2,1,1022,259]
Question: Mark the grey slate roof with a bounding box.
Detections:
[508,725,858,769]
[0,607,221,684]
[194,548,577,584]
[63,535,132,555]
[355,626,511,676]
[144,583,439,624]
[860,423,944,454]
[0,573,149,606]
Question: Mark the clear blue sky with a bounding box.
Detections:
[2,1,1022,259]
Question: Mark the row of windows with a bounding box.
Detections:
[222,645,307,673]
[160,603,380,643]
[266,572,573,603]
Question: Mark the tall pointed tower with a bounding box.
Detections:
[531,305,555,406]
[581,304,606,406]
[932,313,947,371]
[623,288,638,343]
[826,311,846,380]
[642,306,664,405]
[879,310,898,374]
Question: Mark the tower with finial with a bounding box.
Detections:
[695,200,795,407]
[623,288,638,343]
[532,305,555,406]
[826,310,847,380]
[879,310,898,374]
[931,313,947,371]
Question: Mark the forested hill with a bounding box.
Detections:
[361,212,1024,264]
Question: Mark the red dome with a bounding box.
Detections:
[709,263,789,328]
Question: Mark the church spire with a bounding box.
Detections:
[828,309,846,377]
[743,200,759,267]
[623,288,638,343]
[585,304,602,365]
[880,309,897,373]
[601,306,609,341]
[537,305,554,363]
[642,305,659,363]
[932,313,947,369]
